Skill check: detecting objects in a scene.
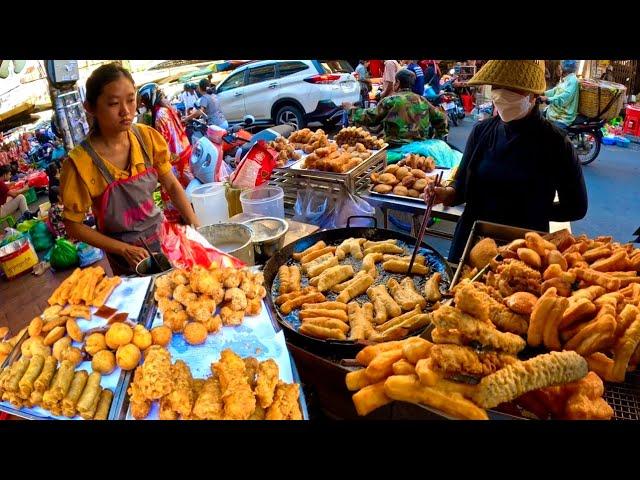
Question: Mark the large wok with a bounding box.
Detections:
[263,216,454,358]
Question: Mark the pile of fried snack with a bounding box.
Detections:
[460,230,640,385]
[154,266,267,345]
[370,163,438,198]
[268,136,301,167]
[303,142,372,173]
[276,239,445,342]
[128,346,302,420]
[289,128,331,153]
[397,154,436,172]
[335,126,386,150]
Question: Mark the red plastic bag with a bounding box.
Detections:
[229,140,278,189]
[27,171,49,188]
[159,220,245,270]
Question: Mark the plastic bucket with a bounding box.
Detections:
[239,186,285,219]
[190,182,229,226]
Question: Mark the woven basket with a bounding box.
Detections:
[578,79,626,120]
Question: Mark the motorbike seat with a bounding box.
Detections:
[570,114,605,129]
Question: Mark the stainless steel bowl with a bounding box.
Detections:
[243,217,289,264]
[135,253,172,276]
[197,223,255,266]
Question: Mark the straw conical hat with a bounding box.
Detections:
[468,60,546,94]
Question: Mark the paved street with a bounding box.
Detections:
[448,116,640,243]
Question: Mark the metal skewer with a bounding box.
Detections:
[407,171,444,275]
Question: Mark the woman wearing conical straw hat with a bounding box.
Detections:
[434,60,588,263]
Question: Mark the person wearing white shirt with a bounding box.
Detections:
[179,83,198,116]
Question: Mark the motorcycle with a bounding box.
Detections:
[539,98,605,165]
[426,87,465,127]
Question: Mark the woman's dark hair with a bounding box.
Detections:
[47,163,58,178]
[85,63,135,133]
[49,185,60,204]
[0,165,10,176]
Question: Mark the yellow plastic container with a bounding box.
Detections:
[0,237,39,280]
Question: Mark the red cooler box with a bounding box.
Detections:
[623,104,640,136]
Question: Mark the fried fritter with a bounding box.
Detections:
[255,359,279,409]
[192,377,224,420]
[265,382,302,420]
[139,346,173,401]
[429,344,517,378]
[166,360,194,418]
[212,349,256,420]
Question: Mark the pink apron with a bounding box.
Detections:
[81,125,163,274]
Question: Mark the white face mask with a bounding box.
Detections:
[491,88,533,122]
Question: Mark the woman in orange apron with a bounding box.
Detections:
[60,63,200,275]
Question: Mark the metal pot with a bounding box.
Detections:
[197,223,255,266]
[135,253,172,276]
[243,217,289,265]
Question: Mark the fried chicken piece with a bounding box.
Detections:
[166,360,194,418]
[245,297,263,316]
[205,315,223,334]
[189,266,224,299]
[163,306,189,333]
[168,269,189,285]
[192,377,224,420]
[249,404,266,420]
[473,351,588,409]
[128,367,151,419]
[430,328,472,346]
[185,297,217,323]
[265,382,302,420]
[173,284,197,307]
[429,344,517,378]
[220,306,244,326]
[454,282,529,335]
[244,357,259,390]
[221,268,243,289]
[213,349,256,420]
[159,395,178,420]
[387,277,427,311]
[158,298,182,316]
[154,282,173,301]
[433,305,527,355]
[255,359,279,408]
[139,346,173,401]
[224,287,248,312]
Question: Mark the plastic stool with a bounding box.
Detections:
[0,214,16,229]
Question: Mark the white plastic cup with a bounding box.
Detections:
[239,185,285,219]
[190,182,229,226]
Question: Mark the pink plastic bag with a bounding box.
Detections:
[159,220,245,270]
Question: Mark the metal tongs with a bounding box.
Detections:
[407,171,444,274]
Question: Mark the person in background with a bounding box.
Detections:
[138,83,192,186]
[379,60,401,100]
[435,60,587,263]
[420,60,441,92]
[182,78,229,130]
[47,163,60,190]
[206,74,214,94]
[50,138,66,167]
[0,164,29,221]
[179,83,198,116]
[601,65,614,82]
[355,60,372,107]
[540,60,580,130]
[405,60,426,96]
[47,185,66,238]
[343,69,448,147]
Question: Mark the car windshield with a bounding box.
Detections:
[319,60,353,74]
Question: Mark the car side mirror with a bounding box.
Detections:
[243,115,255,126]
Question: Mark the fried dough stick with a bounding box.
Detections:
[473,351,588,409]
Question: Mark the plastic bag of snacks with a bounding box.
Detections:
[159,219,245,270]
[50,238,79,270]
[228,140,277,189]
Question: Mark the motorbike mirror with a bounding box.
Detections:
[243,115,255,126]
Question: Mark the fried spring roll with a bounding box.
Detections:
[76,372,102,419]
[28,389,44,408]
[94,389,114,420]
[34,356,57,393]
[4,357,30,393]
[18,354,45,398]
[62,370,89,417]
[50,360,75,402]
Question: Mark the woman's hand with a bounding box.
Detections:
[433,186,456,207]
[120,244,149,267]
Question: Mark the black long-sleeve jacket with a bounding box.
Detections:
[448,106,588,262]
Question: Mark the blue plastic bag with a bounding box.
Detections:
[76,242,104,267]
[387,139,463,169]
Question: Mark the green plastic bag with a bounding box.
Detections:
[30,222,54,252]
[50,238,79,270]
[17,219,38,233]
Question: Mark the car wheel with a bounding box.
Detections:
[275,105,305,130]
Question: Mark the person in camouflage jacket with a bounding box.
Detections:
[345,69,448,147]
